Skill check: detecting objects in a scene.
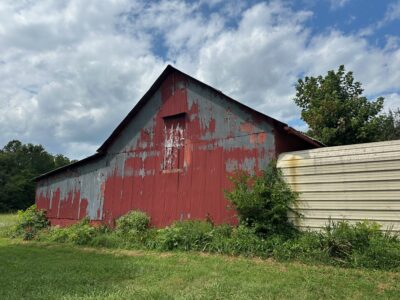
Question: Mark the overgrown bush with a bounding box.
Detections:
[320,220,380,260]
[39,218,98,245]
[155,220,213,251]
[351,234,400,269]
[272,231,328,263]
[270,220,400,270]
[14,204,48,240]
[206,225,273,257]
[320,221,400,268]
[115,210,150,235]
[225,161,299,236]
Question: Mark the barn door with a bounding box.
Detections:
[162,114,186,224]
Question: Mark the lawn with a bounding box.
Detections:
[0,238,399,299]
[1,214,400,299]
[0,213,18,237]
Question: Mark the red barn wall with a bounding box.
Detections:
[36,71,315,227]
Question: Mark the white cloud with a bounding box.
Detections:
[0,0,399,159]
[382,92,400,113]
[383,0,400,23]
[330,0,351,10]
[359,1,400,37]
[185,2,312,121]
[0,0,166,158]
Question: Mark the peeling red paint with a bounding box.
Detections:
[36,69,320,228]
[79,198,88,220]
[240,122,254,134]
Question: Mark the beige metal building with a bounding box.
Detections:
[277,139,400,231]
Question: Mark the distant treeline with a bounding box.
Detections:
[0,140,75,212]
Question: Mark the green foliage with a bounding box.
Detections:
[293,65,400,146]
[115,210,150,235]
[373,108,400,141]
[272,231,328,263]
[321,220,380,260]
[64,219,98,245]
[14,205,49,240]
[155,220,213,251]
[8,209,400,271]
[206,225,275,257]
[351,234,400,269]
[272,220,400,270]
[0,140,74,212]
[40,218,98,245]
[225,161,299,236]
[319,221,400,269]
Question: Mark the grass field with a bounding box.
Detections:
[0,213,18,237]
[1,214,400,299]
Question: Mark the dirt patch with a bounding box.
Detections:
[158,252,173,258]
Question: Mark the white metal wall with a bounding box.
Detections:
[277,139,400,231]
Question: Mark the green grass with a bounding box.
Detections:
[1,213,400,299]
[0,213,18,237]
[0,238,399,299]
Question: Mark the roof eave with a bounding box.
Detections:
[34,152,104,182]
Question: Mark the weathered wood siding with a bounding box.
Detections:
[277,139,400,231]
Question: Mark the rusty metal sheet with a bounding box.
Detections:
[36,70,316,227]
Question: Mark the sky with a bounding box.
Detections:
[1,0,400,159]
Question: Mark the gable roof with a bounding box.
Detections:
[98,65,323,151]
[35,65,323,181]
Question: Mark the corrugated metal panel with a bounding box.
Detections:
[36,71,277,227]
[36,67,320,228]
[278,139,400,231]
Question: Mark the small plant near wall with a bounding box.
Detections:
[225,161,299,237]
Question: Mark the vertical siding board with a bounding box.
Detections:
[36,69,315,227]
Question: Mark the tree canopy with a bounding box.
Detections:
[293,65,400,146]
[0,140,75,212]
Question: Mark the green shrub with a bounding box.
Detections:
[272,231,328,263]
[351,234,400,269]
[225,161,299,236]
[14,204,49,240]
[39,226,70,243]
[321,220,383,262]
[155,220,213,251]
[66,219,97,245]
[212,225,270,257]
[115,210,150,235]
[271,221,400,270]
[39,218,98,245]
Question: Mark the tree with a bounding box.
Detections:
[0,140,74,212]
[293,65,396,146]
[375,108,400,141]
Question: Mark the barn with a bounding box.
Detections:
[35,65,322,227]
